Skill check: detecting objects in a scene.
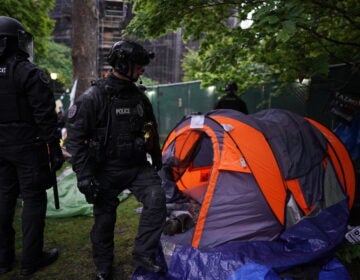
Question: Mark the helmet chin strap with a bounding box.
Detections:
[123,62,139,82]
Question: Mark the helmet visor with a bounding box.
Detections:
[18,30,33,60]
[0,37,6,56]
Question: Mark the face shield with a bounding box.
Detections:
[18,30,33,61]
[0,37,6,56]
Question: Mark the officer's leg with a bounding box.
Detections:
[0,158,19,270]
[91,191,119,274]
[18,150,47,267]
[129,166,166,272]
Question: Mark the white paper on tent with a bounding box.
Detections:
[190,115,205,128]
[222,124,234,132]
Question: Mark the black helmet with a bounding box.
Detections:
[107,40,154,75]
[0,16,33,58]
[225,82,238,92]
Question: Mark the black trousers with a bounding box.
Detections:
[90,165,167,272]
[0,143,49,268]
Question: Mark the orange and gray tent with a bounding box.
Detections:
[132,108,356,280]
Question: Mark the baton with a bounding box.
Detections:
[47,144,60,209]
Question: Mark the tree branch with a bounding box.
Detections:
[298,23,360,48]
[308,0,360,29]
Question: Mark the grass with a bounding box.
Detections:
[4,198,360,280]
[1,173,359,280]
[1,195,141,280]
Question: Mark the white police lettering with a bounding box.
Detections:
[0,66,7,76]
[116,107,130,115]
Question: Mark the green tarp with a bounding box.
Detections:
[46,167,130,218]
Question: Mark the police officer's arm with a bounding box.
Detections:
[17,62,59,141]
[66,91,98,179]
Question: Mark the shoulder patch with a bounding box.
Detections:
[38,70,50,84]
[67,105,77,119]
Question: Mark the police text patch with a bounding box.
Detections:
[0,65,7,76]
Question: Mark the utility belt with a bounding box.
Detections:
[89,134,146,165]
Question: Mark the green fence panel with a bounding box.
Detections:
[147,81,217,142]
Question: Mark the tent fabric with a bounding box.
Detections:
[132,201,350,280]
[307,118,356,208]
[227,258,351,280]
[132,108,355,280]
[46,167,129,218]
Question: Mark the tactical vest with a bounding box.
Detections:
[91,79,148,165]
[0,57,32,123]
[109,90,147,164]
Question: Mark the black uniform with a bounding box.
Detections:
[214,93,249,114]
[0,54,60,269]
[66,72,166,273]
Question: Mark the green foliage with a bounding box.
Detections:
[141,76,159,85]
[0,0,55,59]
[35,40,73,90]
[337,242,360,264]
[126,0,360,92]
[182,48,202,81]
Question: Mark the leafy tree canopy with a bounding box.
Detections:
[0,0,55,59]
[36,40,73,89]
[126,0,360,92]
[141,76,159,86]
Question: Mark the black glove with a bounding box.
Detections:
[48,141,65,171]
[77,177,100,204]
[152,155,162,171]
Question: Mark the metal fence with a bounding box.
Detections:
[146,64,359,143]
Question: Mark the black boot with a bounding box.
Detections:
[20,248,59,276]
[133,255,167,273]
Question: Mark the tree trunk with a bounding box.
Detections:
[72,0,98,100]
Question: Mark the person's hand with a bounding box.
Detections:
[77,177,100,204]
[48,141,65,171]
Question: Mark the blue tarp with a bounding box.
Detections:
[132,200,350,280]
[334,113,360,161]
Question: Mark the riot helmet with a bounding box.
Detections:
[107,40,154,81]
[0,16,33,59]
[225,82,238,93]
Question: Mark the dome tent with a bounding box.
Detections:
[133,108,355,280]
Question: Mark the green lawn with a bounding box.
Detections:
[1,195,141,280]
[2,194,360,280]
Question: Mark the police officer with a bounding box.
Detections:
[66,40,167,280]
[214,82,249,114]
[0,16,64,276]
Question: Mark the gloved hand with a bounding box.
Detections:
[77,177,100,204]
[48,141,65,171]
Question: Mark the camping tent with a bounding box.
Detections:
[133,108,355,280]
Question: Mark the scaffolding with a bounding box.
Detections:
[51,0,196,83]
[98,0,127,76]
